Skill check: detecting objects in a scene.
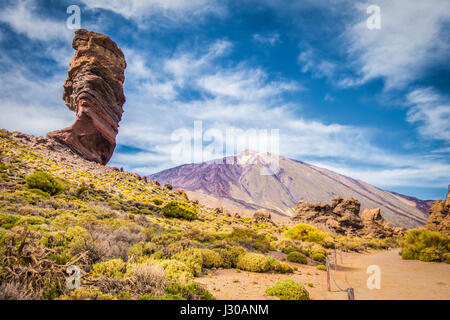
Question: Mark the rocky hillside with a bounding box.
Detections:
[149,150,430,228]
[0,129,397,300]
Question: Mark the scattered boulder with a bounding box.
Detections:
[47,29,127,165]
[360,208,393,238]
[214,207,223,214]
[252,209,272,223]
[232,212,241,219]
[425,185,450,235]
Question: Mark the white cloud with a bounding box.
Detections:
[406,88,450,142]
[253,33,280,46]
[298,49,336,79]
[344,0,450,88]
[108,39,449,192]
[313,160,450,189]
[0,0,73,42]
[0,56,73,135]
[80,0,225,24]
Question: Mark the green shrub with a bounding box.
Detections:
[29,188,50,198]
[58,288,115,300]
[25,171,63,196]
[200,249,223,268]
[152,198,164,205]
[236,253,270,272]
[400,248,417,260]
[159,259,193,282]
[267,257,293,273]
[165,184,173,190]
[287,251,307,264]
[316,265,326,271]
[266,280,310,300]
[91,259,127,278]
[216,246,246,268]
[0,213,20,229]
[312,252,326,263]
[285,223,327,242]
[419,248,441,262]
[174,248,203,276]
[157,293,185,300]
[165,282,214,300]
[161,201,198,221]
[400,228,449,263]
[128,242,157,258]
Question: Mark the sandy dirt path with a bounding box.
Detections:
[196,249,450,300]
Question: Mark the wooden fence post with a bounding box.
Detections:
[347,288,355,300]
[339,248,343,264]
[334,249,337,271]
[325,256,331,291]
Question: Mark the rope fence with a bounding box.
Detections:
[325,249,355,300]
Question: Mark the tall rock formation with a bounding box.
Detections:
[47,29,127,165]
[425,185,450,235]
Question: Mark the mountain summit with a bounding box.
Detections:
[149,152,430,228]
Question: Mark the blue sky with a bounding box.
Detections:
[0,0,449,200]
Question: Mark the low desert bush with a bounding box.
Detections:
[236,253,271,272]
[215,246,246,268]
[0,214,20,230]
[311,252,326,263]
[266,280,310,300]
[287,251,307,264]
[400,228,449,262]
[126,263,168,297]
[200,249,222,268]
[174,248,203,276]
[165,282,214,300]
[161,201,198,221]
[151,198,164,205]
[267,257,293,273]
[91,259,128,278]
[316,265,326,271]
[158,260,193,282]
[58,288,115,300]
[285,223,327,243]
[25,171,63,196]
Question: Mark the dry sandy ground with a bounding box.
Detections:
[196,249,450,300]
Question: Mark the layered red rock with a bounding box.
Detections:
[425,185,450,235]
[47,29,127,165]
[292,196,394,238]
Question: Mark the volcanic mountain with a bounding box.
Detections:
[148,150,430,228]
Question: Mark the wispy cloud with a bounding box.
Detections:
[253,33,280,46]
[109,38,449,193]
[80,0,226,26]
[0,0,72,42]
[344,0,450,89]
[406,88,450,142]
[298,49,336,80]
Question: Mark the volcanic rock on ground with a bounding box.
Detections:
[292,196,394,237]
[252,209,273,223]
[425,185,450,235]
[47,29,127,165]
